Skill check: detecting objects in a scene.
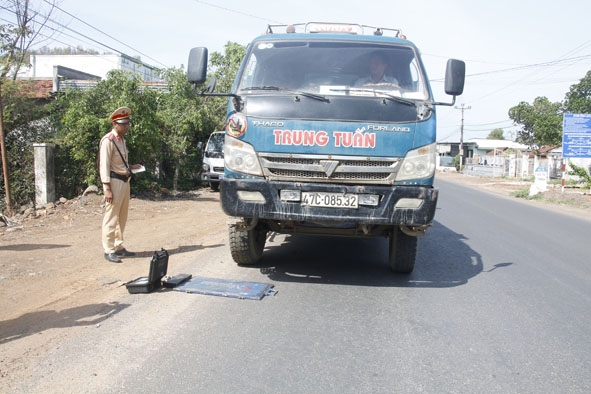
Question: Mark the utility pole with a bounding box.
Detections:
[454,103,471,172]
[0,102,11,216]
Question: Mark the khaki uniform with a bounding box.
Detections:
[99,130,131,254]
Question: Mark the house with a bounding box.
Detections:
[467,138,529,164]
[23,54,163,81]
[438,138,534,177]
[436,141,477,168]
[17,54,166,97]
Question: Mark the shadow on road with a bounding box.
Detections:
[126,243,225,259]
[0,243,71,251]
[0,302,130,344]
[252,220,482,288]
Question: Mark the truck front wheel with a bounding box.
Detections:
[388,227,417,274]
[228,225,267,265]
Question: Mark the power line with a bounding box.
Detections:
[190,0,283,24]
[3,1,168,68]
[0,13,122,70]
[41,0,167,68]
[425,39,591,70]
[38,10,160,67]
[468,55,590,78]
[3,5,121,57]
[430,54,591,83]
[466,119,511,127]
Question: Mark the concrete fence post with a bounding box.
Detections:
[33,143,55,206]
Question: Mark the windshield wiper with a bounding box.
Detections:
[330,87,416,107]
[244,86,330,103]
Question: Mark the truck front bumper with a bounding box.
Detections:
[220,179,438,226]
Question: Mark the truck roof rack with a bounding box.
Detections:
[265,22,403,38]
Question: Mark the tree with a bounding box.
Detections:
[155,43,246,192]
[207,42,246,127]
[32,45,100,56]
[1,0,56,215]
[54,70,161,195]
[158,67,208,191]
[487,128,505,140]
[508,97,562,151]
[210,42,245,92]
[563,70,591,114]
[2,79,53,208]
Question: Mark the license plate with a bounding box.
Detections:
[301,192,358,208]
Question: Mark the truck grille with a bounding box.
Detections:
[259,153,400,184]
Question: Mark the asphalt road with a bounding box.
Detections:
[16,179,591,394]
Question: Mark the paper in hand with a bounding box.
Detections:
[131,165,146,174]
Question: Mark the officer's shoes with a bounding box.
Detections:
[116,248,136,257]
[104,252,122,263]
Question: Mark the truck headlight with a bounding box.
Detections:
[395,143,436,181]
[224,135,263,176]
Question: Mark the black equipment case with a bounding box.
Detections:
[162,273,192,288]
[125,249,169,293]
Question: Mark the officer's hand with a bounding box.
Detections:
[104,189,113,204]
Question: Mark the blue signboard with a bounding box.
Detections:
[563,113,591,158]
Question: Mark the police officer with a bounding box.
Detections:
[99,107,140,263]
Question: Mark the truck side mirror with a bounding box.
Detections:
[444,59,465,96]
[188,47,209,84]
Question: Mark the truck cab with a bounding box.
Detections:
[188,22,465,273]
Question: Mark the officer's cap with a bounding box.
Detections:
[109,107,132,124]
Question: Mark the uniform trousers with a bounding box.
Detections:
[102,178,130,253]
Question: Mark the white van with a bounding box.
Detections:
[201,131,225,191]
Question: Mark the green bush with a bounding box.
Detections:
[568,161,591,189]
[2,43,244,213]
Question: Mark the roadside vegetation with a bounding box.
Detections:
[568,161,591,189]
[1,2,245,214]
[509,173,590,210]
[510,189,542,200]
[1,44,244,214]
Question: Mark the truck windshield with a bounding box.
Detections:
[238,40,429,102]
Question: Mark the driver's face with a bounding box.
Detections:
[369,56,387,79]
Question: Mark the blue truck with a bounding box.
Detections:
[188,22,465,273]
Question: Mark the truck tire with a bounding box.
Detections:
[228,225,267,265]
[388,227,417,274]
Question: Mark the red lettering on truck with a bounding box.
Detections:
[273,129,375,148]
[273,129,329,146]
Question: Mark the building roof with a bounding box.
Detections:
[17,79,54,99]
[467,138,529,151]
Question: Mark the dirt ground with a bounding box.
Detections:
[1,172,590,389]
[0,188,227,390]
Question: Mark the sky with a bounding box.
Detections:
[6,0,591,142]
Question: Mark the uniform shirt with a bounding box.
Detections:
[99,130,129,183]
[354,74,399,87]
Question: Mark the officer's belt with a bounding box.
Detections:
[110,171,131,182]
